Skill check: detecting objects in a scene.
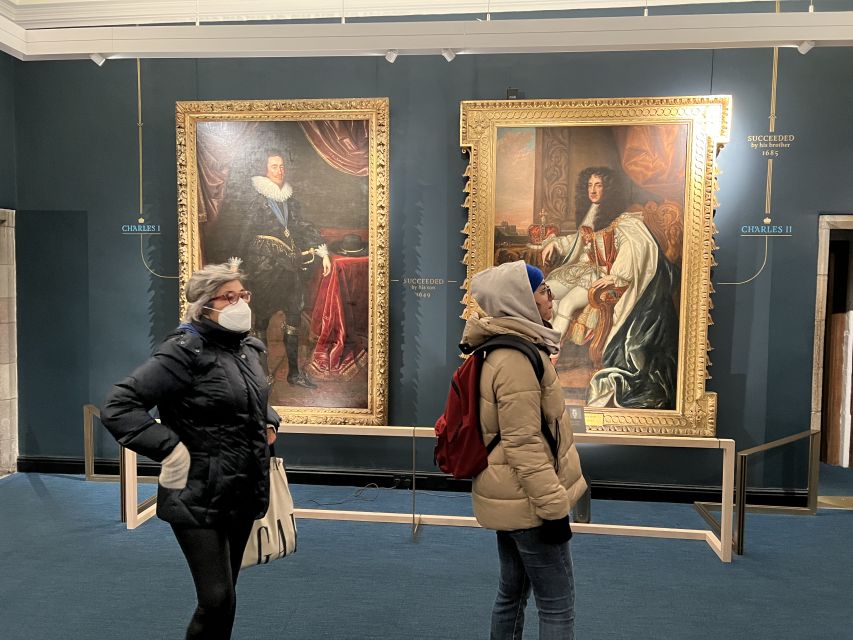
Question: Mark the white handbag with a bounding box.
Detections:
[241,456,297,569]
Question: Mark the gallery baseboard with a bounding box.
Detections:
[15,455,809,507]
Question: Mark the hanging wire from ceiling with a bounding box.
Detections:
[136,58,177,280]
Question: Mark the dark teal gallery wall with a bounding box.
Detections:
[13,48,845,490]
[17,211,88,459]
[0,52,15,208]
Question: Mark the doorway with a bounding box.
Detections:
[814,216,853,507]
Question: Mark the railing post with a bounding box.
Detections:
[119,445,127,523]
[736,454,747,555]
[411,426,418,539]
[807,430,821,513]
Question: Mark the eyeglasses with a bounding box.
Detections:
[209,290,252,305]
[536,284,553,300]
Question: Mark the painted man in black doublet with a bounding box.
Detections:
[235,151,331,389]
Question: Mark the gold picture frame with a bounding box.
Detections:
[460,96,730,436]
[177,98,389,425]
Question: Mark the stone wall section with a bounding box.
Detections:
[0,209,16,475]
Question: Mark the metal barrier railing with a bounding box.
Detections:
[85,403,738,557]
[120,447,158,528]
[694,429,820,555]
[82,404,119,482]
[83,403,156,526]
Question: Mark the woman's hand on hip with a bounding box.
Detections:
[159,442,190,490]
[266,425,278,445]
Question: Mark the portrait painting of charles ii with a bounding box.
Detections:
[494,124,687,410]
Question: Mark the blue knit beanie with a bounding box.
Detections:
[525,264,544,292]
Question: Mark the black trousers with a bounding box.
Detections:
[171,518,255,640]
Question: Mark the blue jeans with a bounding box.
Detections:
[491,527,575,640]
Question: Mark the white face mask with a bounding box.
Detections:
[205,299,252,333]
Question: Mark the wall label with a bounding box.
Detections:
[394,276,454,299]
[740,224,793,236]
[122,224,161,233]
[746,133,796,158]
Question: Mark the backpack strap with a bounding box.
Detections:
[475,335,560,466]
[474,335,545,382]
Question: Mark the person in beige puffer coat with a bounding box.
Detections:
[462,260,587,640]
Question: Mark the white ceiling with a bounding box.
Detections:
[1,0,849,61]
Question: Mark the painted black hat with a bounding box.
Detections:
[331,233,368,256]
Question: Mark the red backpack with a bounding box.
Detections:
[434,335,556,480]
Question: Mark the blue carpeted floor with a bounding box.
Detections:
[1,473,851,639]
[819,462,853,496]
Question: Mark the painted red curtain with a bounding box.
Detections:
[614,124,688,202]
[301,120,369,176]
[308,255,369,379]
[196,122,257,223]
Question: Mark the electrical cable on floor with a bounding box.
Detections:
[302,482,472,507]
[417,490,470,499]
[306,483,381,506]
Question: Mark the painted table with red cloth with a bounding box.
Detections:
[308,255,369,380]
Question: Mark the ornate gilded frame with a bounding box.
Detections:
[176,98,389,425]
[459,96,730,436]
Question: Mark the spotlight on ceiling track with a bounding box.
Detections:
[385,49,398,63]
[441,48,456,62]
[89,53,106,66]
[797,40,815,55]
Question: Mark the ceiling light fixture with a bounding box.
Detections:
[385,49,398,63]
[89,53,106,66]
[441,48,456,62]
[797,40,815,54]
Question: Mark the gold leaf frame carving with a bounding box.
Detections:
[460,96,730,436]
[176,98,389,426]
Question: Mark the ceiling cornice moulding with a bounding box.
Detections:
[5,0,768,30]
[7,12,852,61]
[0,1,15,23]
[0,11,25,58]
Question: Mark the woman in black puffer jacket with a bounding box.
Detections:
[101,258,280,640]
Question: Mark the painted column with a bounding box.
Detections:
[0,209,16,475]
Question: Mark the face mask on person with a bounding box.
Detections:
[204,299,252,333]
